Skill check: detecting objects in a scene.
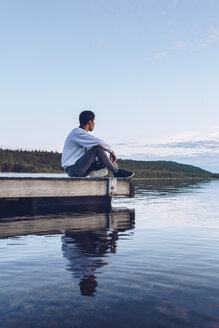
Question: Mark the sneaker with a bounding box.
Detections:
[89,168,108,178]
[114,169,135,178]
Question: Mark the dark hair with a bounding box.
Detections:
[79,111,95,125]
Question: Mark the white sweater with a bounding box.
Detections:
[61,127,113,168]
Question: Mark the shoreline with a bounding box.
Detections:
[0,172,218,180]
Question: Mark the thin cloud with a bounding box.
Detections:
[155,51,166,60]
[155,26,219,59]
[169,41,186,50]
[155,40,186,60]
[114,138,219,152]
[171,0,179,7]
[192,29,219,51]
[150,140,219,150]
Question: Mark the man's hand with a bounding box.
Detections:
[110,151,117,165]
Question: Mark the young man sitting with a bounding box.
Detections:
[61,110,134,178]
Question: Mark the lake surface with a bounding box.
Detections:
[0,177,219,328]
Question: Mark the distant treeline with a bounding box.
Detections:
[0,149,63,173]
[0,148,214,178]
[117,159,212,178]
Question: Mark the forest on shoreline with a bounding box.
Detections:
[0,148,216,178]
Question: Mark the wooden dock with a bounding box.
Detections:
[0,177,134,216]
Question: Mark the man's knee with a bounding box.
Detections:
[88,145,99,154]
[95,145,104,154]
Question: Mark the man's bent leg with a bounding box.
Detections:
[66,146,118,177]
[66,148,97,177]
[96,146,118,174]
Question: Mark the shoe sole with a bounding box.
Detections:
[122,172,135,179]
[127,172,135,178]
[114,172,135,179]
[89,168,108,178]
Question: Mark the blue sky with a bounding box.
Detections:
[0,0,219,172]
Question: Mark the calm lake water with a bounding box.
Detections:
[0,177,219,328]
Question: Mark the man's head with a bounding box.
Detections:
[79,110,95,131]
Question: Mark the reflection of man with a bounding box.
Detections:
[61,210,135,297]
[62,229,117,297]
[61,110,134,178]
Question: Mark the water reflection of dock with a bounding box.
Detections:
[0,208,135,297]
[0,208,135,239]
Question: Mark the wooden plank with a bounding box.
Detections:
[0,177,133,198]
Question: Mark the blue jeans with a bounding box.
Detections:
[66,146,118,177]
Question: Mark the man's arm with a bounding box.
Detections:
[74,129,113,154]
